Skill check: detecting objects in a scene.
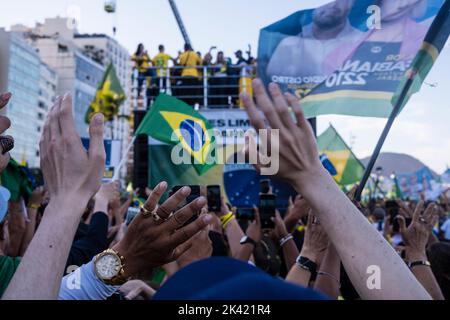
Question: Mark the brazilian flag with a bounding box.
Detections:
[317,125,365,186]
[85,63,126,123]
[393,0,450,109]
[135,94,216,176]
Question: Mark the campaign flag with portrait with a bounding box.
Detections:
[258,0,448,118]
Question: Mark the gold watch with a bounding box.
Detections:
[93,248,127,285]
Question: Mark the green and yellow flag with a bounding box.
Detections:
[393,0,450,110]
[317,125,365,186]
[85,63,126,123]
[136,94,216,176]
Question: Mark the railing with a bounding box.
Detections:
[131,64,256,110]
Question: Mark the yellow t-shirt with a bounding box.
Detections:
[179,51,202,77]
[152,53,172,76]
[132,53,151,73]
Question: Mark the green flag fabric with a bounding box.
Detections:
[85,63,126,123]
[136,94,216,176]
[317,125,365,186]
[393,0,450,110]
[0,159,33,202]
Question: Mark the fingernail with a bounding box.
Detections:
[202,214,213,223]
[93,113,104,125]
[196,196,206,206]
[159,181,167,189]
[181,186,190,195]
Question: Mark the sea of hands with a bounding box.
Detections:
[0,79,446,300]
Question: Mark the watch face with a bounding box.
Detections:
[240,236,247,244]
[96,253,121,280]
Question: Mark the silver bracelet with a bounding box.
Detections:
[279,234,293,247]
[317,271,341,288]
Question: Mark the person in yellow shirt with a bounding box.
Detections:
[152,45,176,78]
[176,43,203,106]
[131,43,155,101]
[178,43,202,78]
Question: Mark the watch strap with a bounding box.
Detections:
[408,260,431,269]
[296,256,317,277]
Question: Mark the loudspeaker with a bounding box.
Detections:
[133,110,149,191]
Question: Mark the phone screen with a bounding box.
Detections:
[259,194,276,229]
[207,185,221,212]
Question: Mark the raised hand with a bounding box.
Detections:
[241,80,324,188]
[119,280,155,300]
[95,181,120,205]
[301,212,329,262]
[40,94,105,204]
[272,210,289,241]
[246,207,262,243]
[0,92,14,172]
[112,182,213,278]
[397,201,438,260]
[29,186,47,208]
[2,93,107,299]
[176,228,213,268]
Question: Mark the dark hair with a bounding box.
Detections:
[428,242,450,299]
[135,43,144,55]
[158,44,164,51]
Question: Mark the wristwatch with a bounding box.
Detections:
[240,235,257,247]
[296,256,317,277]
[93,248,127,285]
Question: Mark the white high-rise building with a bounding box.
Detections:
[0,29,56,167]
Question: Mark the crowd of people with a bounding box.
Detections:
[131,43,256,108]
[0,80,449,300]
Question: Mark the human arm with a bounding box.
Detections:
[6,200,26,257]
[20,187,47,255]
[397,202,444,300]
[235,208,261,262]
[242,80,431,299]
[286,212,328,287]
[215,197,246,259]
[272,210,298,270]
[2,94,106,300]
[314,244,341,299]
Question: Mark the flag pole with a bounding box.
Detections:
[354,73,416,201]
[112,135,136,181]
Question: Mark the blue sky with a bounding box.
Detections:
[1,0,449,173]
